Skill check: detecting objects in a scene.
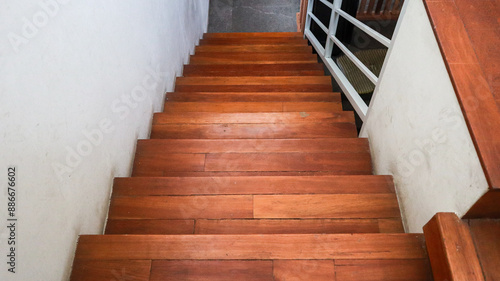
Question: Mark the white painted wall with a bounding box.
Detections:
[362,0,488,233]
[0,0,209,280]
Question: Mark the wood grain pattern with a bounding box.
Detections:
[273,260,335,281]
[135,138,368,154]
[176,76,331,86]
[150,123,357,139]
[183,63,324,76]
[423,213,485,281]
[74,234,428,260]
[465,190,500,218]
[70,260,151,281]
[199,37,308,46]
[112,175,395,197]
[108,196,253,219]
[378,218,405,233]
[254,194,400,219]
[166,92,339,102]
[335,259,433,281]
[158,171,373,177]
[204,152,372,173]
[195,219,382,234]
[150,260,274,281]
[132,153,205,175]
[189,52,317,65]
[468,219,500,281]
[195,44,312,53]
[163,102,341,113]
[105,219,195,234]
[176,84,333,92]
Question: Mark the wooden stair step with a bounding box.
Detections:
[74,234,428,260]
[163,102,342,113]
[175,76,332,92]
[183,63,325,76]
[153,112,354,124]
[203,32,303,38]
[190,52,318,65]
[195,44,313,53]
[150,123,357,139]
[166,92,338,102]
[108,193,397,220]
[157,171,372,177]
[199,37,308,46]
[135,139,368,154]
[105,218,404,235]
[467,219,500,281]
[113,175,394,196]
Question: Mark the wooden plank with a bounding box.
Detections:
[175,76,331,86]
[166,92,338,102]
[204,152,372,173]
[135,139,368,154]
[254,194,400,219]
[183,63,324,77]
[199,37,308,46]
[195,219,382,234]
[160,171,371,177]
[175,84,333,92]
[273,260,335,280]
[70,260,151,281]
[163,102,341,113]
[190,53,317,65]
[195,44,312,53]
[468,219,500,281]
[108,196,253,219]
[150,260,274,281]
[112,175,395,197]
[74,234,428,260]
[335,259,433,281]
[153,112,353,124]
[150,123,358,139]
[132,153,205,175]
[464,190,500,218]
[105,219,194,234]
[423,213,485,281]
[203,32,303,38]
[378,218,405,233]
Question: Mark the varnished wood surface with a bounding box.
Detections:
[189,52,317,65]
[163,102,342,113]
[468,219,500,281]
[203,32,303,38]
[183,63,325,76]
[166,92,339,102]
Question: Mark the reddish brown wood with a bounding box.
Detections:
[132,153,205,176]
[176,76,331,86]
[159,171,372,177]
[468,219,500,281]
[195,219,381,234]
[423,213,485,281]
[254,194,400,219]
[74,234,428,260]
[195,44,312,53]
[465,190,500,218]
[274,260,335,280]
[108,196,253,219]
[204,152,372,173]
[166,92,338,102]
[150,260,274,281]
[335,259,433,281]
[176,84,333,92]
[203,32,302,38]
[378,218,405,233]
[153,112,353,124]
[135,139,368,154]
[199,37,308,46]
[190,52,317,65]
[183,63,324,77]
[150,123,357,139]
[163,102,341,113]
[70,260,151,281]
[112,175,395,197]
[105,219,195,234]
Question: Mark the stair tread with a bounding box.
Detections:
[74,233,428,260]
[163,102,342,113]
[199,37,308,46]
[176,76,332,86]
[195,44,313,53]
[105,218,404,235]
[153,112,354,124]
[183,63,325,76]
[204,32,303,38]
[149,123,357,139]
[166,91,339,102]
[113,175,394,196]
[135,138,368,154]
[190,52,318,65]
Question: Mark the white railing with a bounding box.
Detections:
[304,0,395,121]
[357,0,404,20]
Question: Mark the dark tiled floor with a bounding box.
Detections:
[208,0,301,33]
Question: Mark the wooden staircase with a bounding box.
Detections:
[70,32,433,280]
